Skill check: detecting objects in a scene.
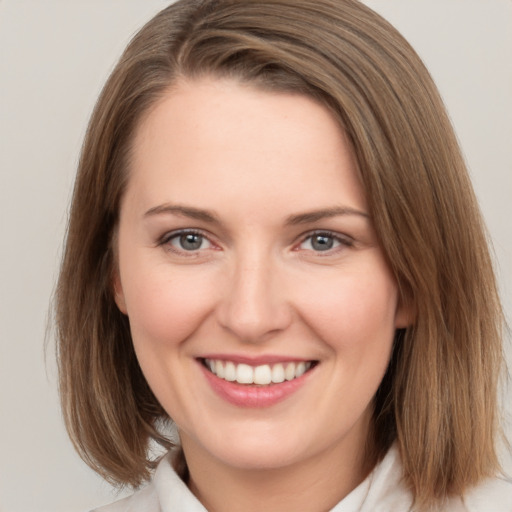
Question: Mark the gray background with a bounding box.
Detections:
[0,1,510,511]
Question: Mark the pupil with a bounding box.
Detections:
[312,234,333,251]
[180,233,202,250]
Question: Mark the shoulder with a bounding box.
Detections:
[461,475,512,512]
[359,445,512,512]
[90,451,207,512]
[90,482,159,512]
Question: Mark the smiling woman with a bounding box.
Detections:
[112,81,407,501]
[54,1,511,511]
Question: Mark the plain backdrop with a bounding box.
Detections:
[0,1,511,511]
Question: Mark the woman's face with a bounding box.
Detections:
[114,78,408,473]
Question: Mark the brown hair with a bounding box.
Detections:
[55,0,504,508]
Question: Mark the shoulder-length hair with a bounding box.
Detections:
[55,0,504,508]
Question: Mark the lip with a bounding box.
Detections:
[198,358,316,408]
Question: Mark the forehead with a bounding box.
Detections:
[125,77,367,217]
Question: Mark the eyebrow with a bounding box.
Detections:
[143,203,369,225]
[285,207,369,225]
[144,204,220,223]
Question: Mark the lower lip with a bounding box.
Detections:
[200,363,313,408]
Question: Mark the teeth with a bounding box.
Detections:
[215,360,225,379]
[204,359,313,385]
[271,364,285,383]
[224,361,236,382]
[284,362,296,381]
[254,364,272,385]
[236,364,254,384]
[295,361,306,378]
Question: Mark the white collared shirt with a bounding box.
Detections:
[92,445,512,511]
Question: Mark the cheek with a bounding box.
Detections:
[122,265,218,351]
[121,267,220,422]
[295,268,399,352]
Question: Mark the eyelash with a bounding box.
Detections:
[296,230,354,254]
[159,229,215,255]
[158,229,354,256]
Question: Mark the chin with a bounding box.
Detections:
[183,426,311,471]
[213,444,306,471]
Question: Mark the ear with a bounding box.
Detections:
[112,271,128,315]
[394,296,415,329]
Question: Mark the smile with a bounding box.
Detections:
[202,358,315,386]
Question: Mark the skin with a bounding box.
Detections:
[114,78,409,512]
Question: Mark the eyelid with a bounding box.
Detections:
[159,228,203,244]
[294,230,354,252]
[157,228,353,256]
[158,228,219,254]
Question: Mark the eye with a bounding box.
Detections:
[298,231,352,252]
[163,230,213,252]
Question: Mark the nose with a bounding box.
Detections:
[215,251,292,343]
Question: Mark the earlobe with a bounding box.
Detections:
[394,297,415,329]
[112,272,128,314]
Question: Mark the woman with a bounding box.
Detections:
[55,0,511,510]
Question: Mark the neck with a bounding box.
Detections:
[181,415,373,512]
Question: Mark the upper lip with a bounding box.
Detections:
[197,354,316,365]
